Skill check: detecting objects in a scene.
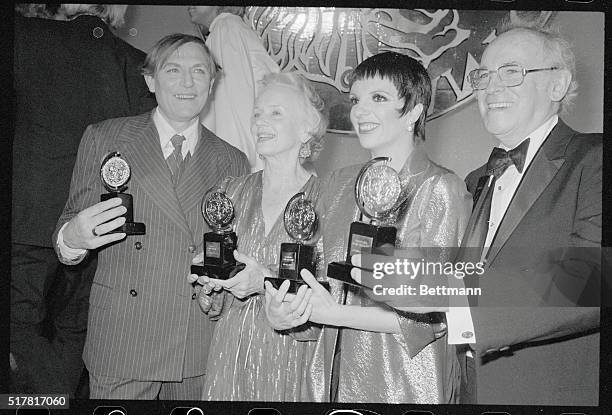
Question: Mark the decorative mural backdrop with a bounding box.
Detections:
[246,8,554,133]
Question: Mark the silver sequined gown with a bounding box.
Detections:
[202,171,321,401]
[304,145,472,403]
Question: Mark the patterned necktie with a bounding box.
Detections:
[167,134,186,185]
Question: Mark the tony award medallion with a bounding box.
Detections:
[191,187,238,279]
[327,157,401,286]
[100,152,145,235]
[266,192,317,293]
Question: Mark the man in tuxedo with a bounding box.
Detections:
[462,24,601,405]
[12,5,156,395]
[54,34,249,399]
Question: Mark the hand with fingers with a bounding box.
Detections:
[62,197,128,250]
[198,287,227,319]
[188,253,225,291]
[263,280,312,330]
[187,257,225,316]
[299,269,341,325]
[349,252,377,287]
[206,250,269,299]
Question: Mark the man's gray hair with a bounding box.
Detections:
[497,20,577,113]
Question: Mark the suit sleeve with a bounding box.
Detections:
[53,123,104,264]
[471,138,601,352]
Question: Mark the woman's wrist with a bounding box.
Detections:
[313,303,344,326]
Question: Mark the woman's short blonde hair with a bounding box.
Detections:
[259,72,328,162]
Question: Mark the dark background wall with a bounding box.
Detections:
[116,7,603,179]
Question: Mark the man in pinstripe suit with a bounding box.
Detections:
[53,34,249,399]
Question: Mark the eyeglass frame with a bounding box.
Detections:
[468,64,560,90]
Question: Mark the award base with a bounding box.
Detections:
[190,262,245,280]
[101,192,146,235]
[264,277,304,293]
[265,276,330,292]
[326,261,371,289]
[326,221,395,287]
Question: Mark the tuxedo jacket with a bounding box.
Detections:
[464,119,601,405]
[54,111,249,380]
[13,14,156,248]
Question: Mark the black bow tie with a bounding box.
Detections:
[486,138,530,179]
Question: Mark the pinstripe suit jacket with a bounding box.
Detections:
[54,110,249,381]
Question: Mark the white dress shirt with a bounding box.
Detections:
[484,115,558,252]
[154,107,199,159]
[57,108,201,260]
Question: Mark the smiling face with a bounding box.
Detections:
[251,84,307,160]
[144,42,213,132]
[477,29,560,147]
[349,75,416,157]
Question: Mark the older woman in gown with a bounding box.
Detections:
[270,52,472,403]
[189,72,327,401]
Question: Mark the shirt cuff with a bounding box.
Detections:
[446,305,476,344]
[57,222,88,263]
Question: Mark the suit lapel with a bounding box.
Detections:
[485,120,572,264]
[175,125,220,219]
[118,112,191,235]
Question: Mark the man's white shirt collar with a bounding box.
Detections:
[153,107,199,159]
[500,114,558,174]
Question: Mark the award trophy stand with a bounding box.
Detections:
[191,187,239,280]
[265,192,318,293]
[327,157,401,287]
[100,152,145,235]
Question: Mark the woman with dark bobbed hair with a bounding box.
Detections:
[272,52,471,403]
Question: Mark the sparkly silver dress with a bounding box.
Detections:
[202,171,321,401]
[304,145,471,403]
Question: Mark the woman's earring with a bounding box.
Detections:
[407,123,414,132]
[299,142,312,159]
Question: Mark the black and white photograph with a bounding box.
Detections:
[7,2,604,413]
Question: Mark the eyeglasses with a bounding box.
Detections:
[468,64,559,90]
